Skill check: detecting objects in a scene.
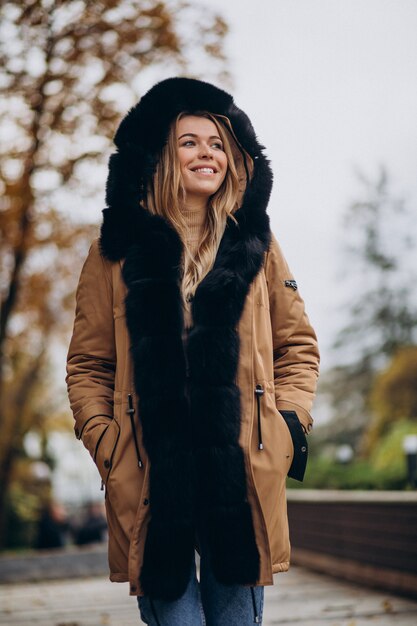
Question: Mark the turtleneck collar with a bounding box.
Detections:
[181,204,208,251]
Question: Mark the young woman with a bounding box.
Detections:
[66,77,320,625]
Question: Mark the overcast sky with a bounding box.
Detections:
[188,0,417,367]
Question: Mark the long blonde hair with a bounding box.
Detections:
[145,111,253,308]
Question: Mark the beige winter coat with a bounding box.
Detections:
[66,232,319,595]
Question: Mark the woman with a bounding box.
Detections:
[66,77,320,625]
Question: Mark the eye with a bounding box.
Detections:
[212,142,224,150]
[180,140,195,147]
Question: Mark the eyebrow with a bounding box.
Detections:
[178,133,222,141]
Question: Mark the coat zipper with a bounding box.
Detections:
[95,420,120,492]
[254,384,264,450]
[94,426,110,492]
[127,393,144,468]
[250,586,261,623]
[93,425,109,463]
[78,413,111,441]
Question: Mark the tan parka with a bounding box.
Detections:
[66,232,319,596]
[66,77,319,599]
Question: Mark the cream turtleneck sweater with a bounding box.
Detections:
[181,205,208,330]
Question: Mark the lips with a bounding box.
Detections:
[190,166,217,174]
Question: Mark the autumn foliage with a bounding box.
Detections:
[0,0,228,547]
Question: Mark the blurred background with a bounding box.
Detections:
[0,0,416,558]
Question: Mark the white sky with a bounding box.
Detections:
[190,0,417,368]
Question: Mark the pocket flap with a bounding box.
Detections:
[279,410,308,482]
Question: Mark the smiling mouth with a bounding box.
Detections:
[191,167,217,175]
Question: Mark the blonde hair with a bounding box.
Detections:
[145,111,253,309]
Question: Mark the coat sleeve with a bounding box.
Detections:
[65,237,116,458]
[265,232,320,434]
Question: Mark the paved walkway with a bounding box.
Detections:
[1,566,417,625]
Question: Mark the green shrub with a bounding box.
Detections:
[289,426,415,490]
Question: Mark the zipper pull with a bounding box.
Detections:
[250,586,261,622]
[255,384,265,450]
[127,394,135,415]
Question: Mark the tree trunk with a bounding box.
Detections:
[0,445,16,549]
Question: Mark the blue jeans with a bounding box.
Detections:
[137,534,264,625]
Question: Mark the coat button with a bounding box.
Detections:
[104,459,111,468]
[143,498,149,505]
[301,446,307,453]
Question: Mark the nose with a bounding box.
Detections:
[198,143,213,159]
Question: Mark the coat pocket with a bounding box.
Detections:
[279,410,308,482]
[93,417,121,486]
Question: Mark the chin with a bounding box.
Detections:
[196,186,218,196]
[186,186,219,199]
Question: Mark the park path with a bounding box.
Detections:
[1,565,417,626]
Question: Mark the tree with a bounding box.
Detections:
[0,0,228,547]
[318,166,417,452]
[365,346,417,452]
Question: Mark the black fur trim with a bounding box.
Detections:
[99,77,273,600]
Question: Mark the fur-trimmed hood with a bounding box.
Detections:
[99,76,273,261]
[98,77,274,602]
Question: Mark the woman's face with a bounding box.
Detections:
[177,115,228,204]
